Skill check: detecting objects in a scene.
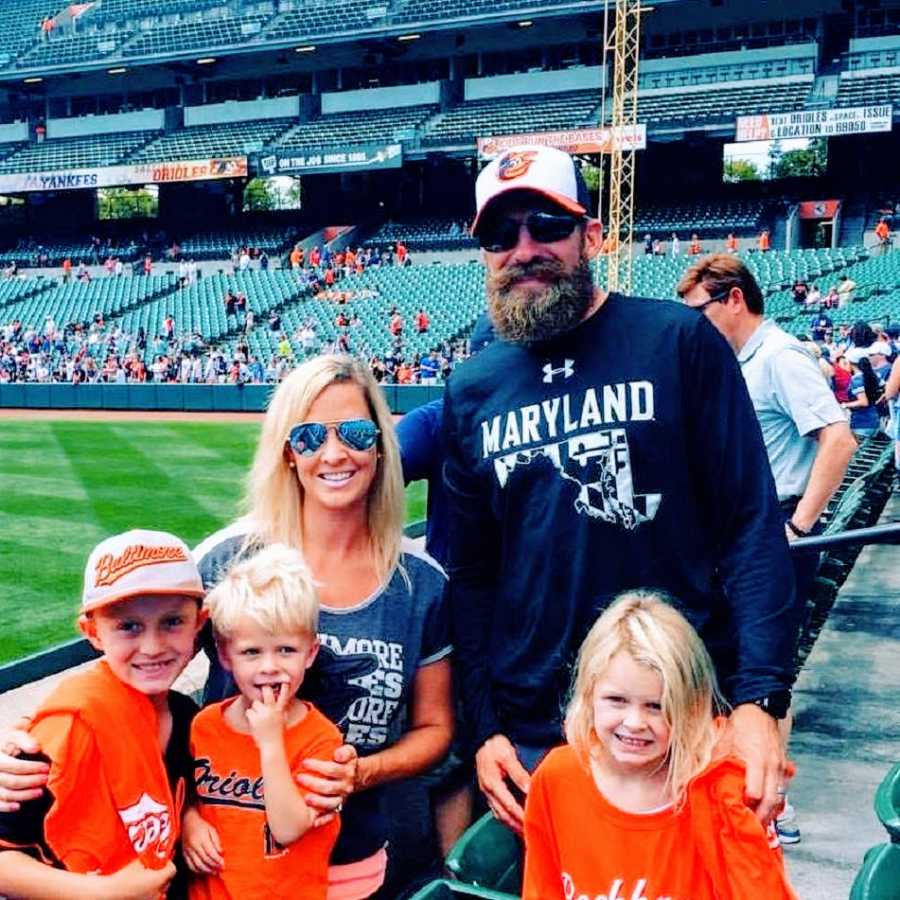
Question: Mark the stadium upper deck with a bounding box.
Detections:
[0,1,895,169]
[0,0,893,250]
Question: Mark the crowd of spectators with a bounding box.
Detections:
[289,240,412,282]
[641,231,744,256]
[794,318,900,439]
[0,300,468,388]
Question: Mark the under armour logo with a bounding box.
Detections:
[542,360,575,383]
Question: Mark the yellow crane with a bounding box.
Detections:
[604,0,642,294]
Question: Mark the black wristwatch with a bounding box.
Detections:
[785,519,809,538]
[747,691,792,720]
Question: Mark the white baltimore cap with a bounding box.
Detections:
[82,529,204,614]
[472,145,591,235]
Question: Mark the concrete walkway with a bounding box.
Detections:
[784,491,900,898]
[1,513,897,897]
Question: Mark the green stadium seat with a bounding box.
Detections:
[875,763,900,843]
[444,813,522,894]
[423,91,599,146]
[408,879,517,900]
[849,843,900,900]
[278,105,436,151]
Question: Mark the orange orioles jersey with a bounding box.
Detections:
[0,660,187,882]
[188,698,341,900]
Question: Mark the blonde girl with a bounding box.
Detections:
[523,591,797,900]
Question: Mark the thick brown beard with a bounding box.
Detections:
[486,256,595,345]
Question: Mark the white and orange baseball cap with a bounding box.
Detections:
[472,145,591,235]
[82,529,205,614]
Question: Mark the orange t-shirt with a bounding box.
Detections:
[290,249,302,267]
[875,221,889,241]
[725,235,738,252]
[0,661,181,879]
[524,745,797,900]
[189,699,342,900]
[758,232,770,251]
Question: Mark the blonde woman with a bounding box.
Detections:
[192,355,454,899]
[523,591,797,900]
[0,357,452,898]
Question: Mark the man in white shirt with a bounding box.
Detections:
[678,253,857,844]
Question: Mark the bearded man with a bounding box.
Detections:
[443,146,799,836]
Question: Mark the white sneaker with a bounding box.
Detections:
[776,802,801,845]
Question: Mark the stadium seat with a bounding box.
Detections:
[444,813,522,894]
[133,118,295,164]
[836,71,900,108]
[424,91,599,146]
[394,0,575,26]
[122,15,271,59]
[634,201,768,237]
[875,763,900,843]
[0,131,161,174]
[366,219,475,252]
[408,879,517,900]
[278,106,437,151]
[625,78,812,125]
[849,843,900,900]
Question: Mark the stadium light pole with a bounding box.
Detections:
[605,0,642,295]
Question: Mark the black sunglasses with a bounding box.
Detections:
[288,419,380,456]
[686,288,732,313]
[478,211,584,253]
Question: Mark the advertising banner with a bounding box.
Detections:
[735,105,892,142]
[253,143,403,176]
[477,126,646,160]
[798,200,840,220]
[0,156,247,194]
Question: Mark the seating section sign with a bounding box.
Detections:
[477,126,647,160]
[253,143,403,176]
[735,105,893,142]
[0,156,248,193]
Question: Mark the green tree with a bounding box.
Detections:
[772,138,828,179]
[97,186,158,220]
[766,140,784,180]
[580,162,602,193]
[284,177,302,209]
[243,177,276,212]
[723,158,761,183]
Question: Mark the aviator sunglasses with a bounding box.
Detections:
[288,419,380,456]
[478,211,585,253]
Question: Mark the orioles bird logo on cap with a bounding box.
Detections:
[497,150,538,181]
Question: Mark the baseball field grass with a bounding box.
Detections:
[0,418,427,665]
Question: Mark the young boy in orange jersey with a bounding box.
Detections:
[182,544,341,900]
[0,529,208,899]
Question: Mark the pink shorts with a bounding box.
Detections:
[326,847,388,900]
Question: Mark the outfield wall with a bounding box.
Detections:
[0,383,445,414]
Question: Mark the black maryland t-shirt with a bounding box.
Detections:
[443,293,797,747]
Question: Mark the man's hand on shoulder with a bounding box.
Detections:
[0,719,48,812]
[720,703,788,825]
[475,734,531,835]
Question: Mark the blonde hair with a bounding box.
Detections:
[205,543,319,638]
[244,354,405,584]
[565,590,726,809]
